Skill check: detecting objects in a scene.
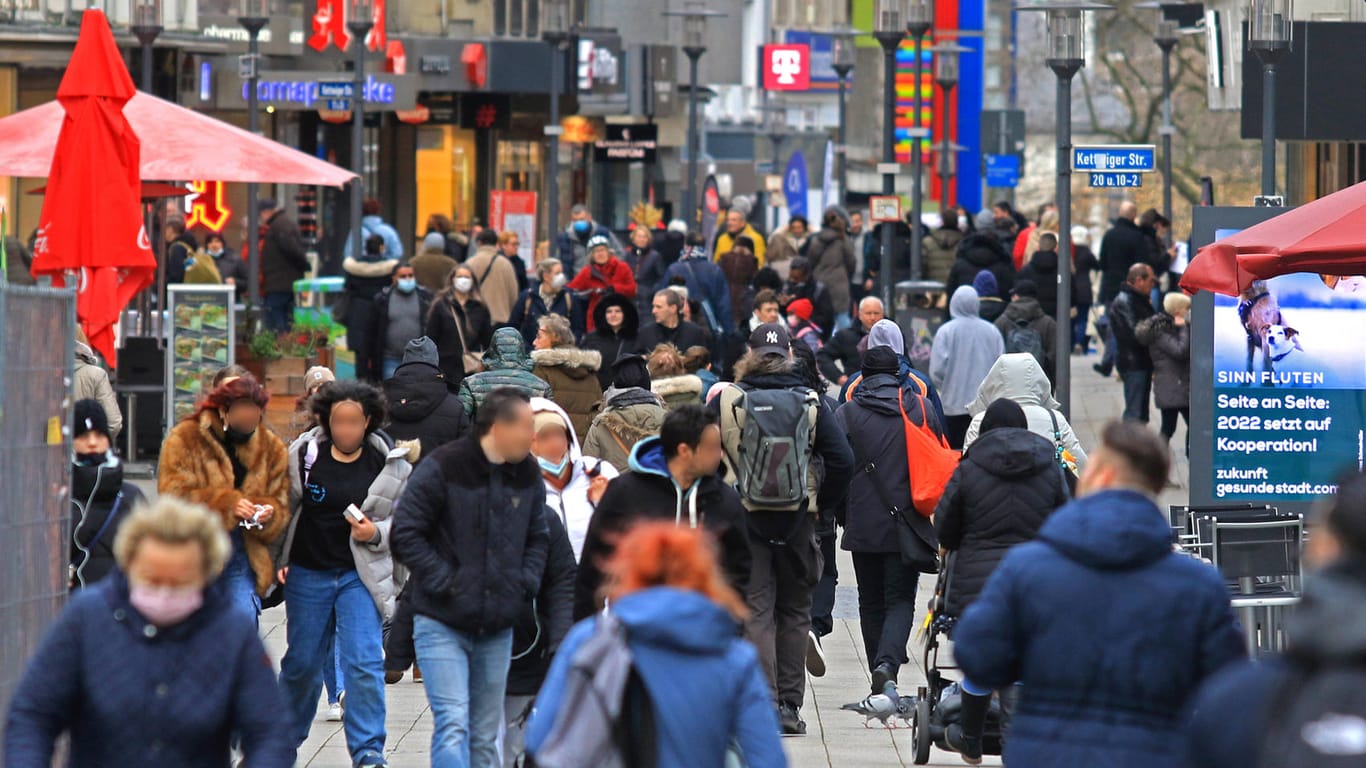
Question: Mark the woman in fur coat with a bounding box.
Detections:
[158,374,290,623]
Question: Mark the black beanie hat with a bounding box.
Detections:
[73,399,111,439]
[980,398,1029,434]
[863,346,900,375]
[612,354,652,390]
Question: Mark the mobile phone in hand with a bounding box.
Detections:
[344,504,365,523]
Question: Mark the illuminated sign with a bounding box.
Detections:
[308,0,386,53]
[186,181,232,233]
[762,44,811,91]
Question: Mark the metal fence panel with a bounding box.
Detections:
[0,283,74,737]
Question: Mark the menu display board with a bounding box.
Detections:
[165,285,236,428]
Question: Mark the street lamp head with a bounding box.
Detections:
[875,0,906,35]
[929,41,971,87]
[906,0,934,37]
[1248,0,1292,51]
[131,0,162,32]
[1015,0,1112,68]
[238,0,268,19]
[663,1,726,54]
[541,0,570,41]
[936,142,968,177]
[831,26,859,76]
[347,0,375,35]
[1155,18,1179,48]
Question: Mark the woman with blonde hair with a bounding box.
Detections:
[525,523,786,768]
[4,498,295,766]
[1137,291,1192,446]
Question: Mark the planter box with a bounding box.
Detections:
[264,356,309,379]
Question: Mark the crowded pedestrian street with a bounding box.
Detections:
[5,1,1366,767]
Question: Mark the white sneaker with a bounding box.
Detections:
[326,703,343,722]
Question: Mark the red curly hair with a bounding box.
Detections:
[192,374,270,421]
[603,523,748,621]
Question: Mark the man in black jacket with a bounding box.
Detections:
[716,324,854,736]
[1108,264,1159,423]
[381,337,468,463]
[504,506,575,766]
[635,288,710,353]
[390,388,549,768]
[574,404,751,620]
[817,296,885,386]
[1095,202,1149,376]
[260,199,310,332]
[836,346,941,698]
[368,262,434,382]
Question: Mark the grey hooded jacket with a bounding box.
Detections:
[930,287,1006,417]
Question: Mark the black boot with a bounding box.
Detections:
[953,691,991,764]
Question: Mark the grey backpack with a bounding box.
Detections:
[719,385,820,512]
[1006,319,1047,368]
[531,615,656,768]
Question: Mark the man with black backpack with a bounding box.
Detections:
[713,323,854,736]
[994,279,1056,387]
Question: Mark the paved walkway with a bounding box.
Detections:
[248,353,1189,767]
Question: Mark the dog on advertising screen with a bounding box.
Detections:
[1238,280,1289,374]
[1320,275,1366,294]
[1263,324,1303,365]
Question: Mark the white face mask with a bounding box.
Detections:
[958,216,969,230]
[550,273,568,290]
[454,277,474,294]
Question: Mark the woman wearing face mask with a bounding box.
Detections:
[158,375,289,624]
[276,380,411,768]
[3,499,296,767]
[581,292,641,389]
[426,263,495,392]
[507,257,585,350]
[529,398,617,562]
[204,232,249,300]
[69,399,146,589]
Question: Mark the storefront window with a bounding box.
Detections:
[416,125,477,232]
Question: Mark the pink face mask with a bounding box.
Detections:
[130,583,204,627]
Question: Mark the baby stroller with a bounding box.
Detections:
[910,552,1011,765]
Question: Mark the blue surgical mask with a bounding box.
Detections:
[537,453,570,476]
[397,278,417,294]
[572,220,591,236]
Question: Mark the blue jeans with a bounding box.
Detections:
[324,633,344,705]
[1071,312,1090,352]
[381,356,401,380]
[279,566,386,765]
[413,615,512,768]
[1120,370,1153,423]
[223,532,260,626]
[265,291,295,332]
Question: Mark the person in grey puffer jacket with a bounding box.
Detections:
[457,327,552,418]
[930,286,1005,449]
[1136,292,1191,446]
[74,334,123,440]
[581,354,666,473]
[804,207,857,327]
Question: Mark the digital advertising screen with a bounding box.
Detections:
[1208,233,1366,503]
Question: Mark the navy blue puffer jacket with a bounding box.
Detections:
[954,489,1245,768]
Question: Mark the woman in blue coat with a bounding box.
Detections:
[4,497,294,767]
[525,522,786,768]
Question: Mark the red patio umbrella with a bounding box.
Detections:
[1181,180,1366,297]
[28,9,156,366]
[27,181,192,201]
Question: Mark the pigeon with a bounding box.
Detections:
[895,694,917,727]
[842,682,901,728]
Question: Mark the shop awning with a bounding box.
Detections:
[0,91,355,187]
[1182,180,1366,297]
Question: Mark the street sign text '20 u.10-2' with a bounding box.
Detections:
[1072,144,1156,172]
[1089,172,1144,188]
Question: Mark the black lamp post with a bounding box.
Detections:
[130,0,162,94]
[930,40,969,213]
[347,0,374,266]
[1016,0,1111,418]
[831,28,857,206]
[238,0,268,307]
[906,0,933,282]
[874,0,907,318]
[542,0,570,239]
[1153,15,1178,241]
[1248,0,1291,199]
[664,1,724,228]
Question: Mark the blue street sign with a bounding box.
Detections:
[985,154,1020,188]
[318,81,355,99]
[1072,144,1156,173]
[326,99,349,111]
[1088,172,1144,188]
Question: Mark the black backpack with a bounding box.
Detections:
[1006,319,1046,368]
[1256,664,1366,768]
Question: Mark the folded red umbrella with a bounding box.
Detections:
[29,9,156,366]
[1182,180,1366,297]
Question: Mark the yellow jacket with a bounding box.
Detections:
[713,224,767,268]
